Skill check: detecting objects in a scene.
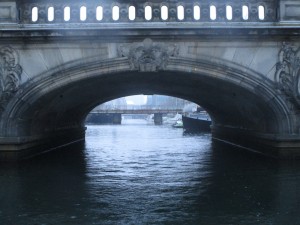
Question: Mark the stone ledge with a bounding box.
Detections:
[0,25,300,41]
[211,126,300,159]
[0,128,86,161]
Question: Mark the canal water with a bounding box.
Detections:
[1,120,300,225]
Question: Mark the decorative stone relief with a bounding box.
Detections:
[118,38,179,72]
[0,46,22,111]
[275,42,300,106]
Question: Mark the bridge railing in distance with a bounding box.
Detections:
[90,105,183,114]
[18,0,277,25]
[92,105,183,111]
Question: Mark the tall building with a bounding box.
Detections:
[146,95,188,108]
[92,97,127,111]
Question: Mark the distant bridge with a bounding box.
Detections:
[90,105,183,114]
[88,105,182,125]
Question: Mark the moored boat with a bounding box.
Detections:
[182,112,211,132]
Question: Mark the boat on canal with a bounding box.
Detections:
[182,112,211,132]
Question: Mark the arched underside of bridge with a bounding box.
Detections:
[0,56,297,160]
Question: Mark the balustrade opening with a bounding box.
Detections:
[177,5,184,20]
[258,5,265,20]
[161,6,168,21]
[210,5,216,20]
[112,6,120,21]
[193,5,200,20]
[129,6,136,21]
[80,6,87,21]
[48,7,54,22]
[64,6,70,21]
[145,5,152,21]
[226,6,232,20]
[242,5,249,20]
[96,6,103,21]
[31,7,38,22]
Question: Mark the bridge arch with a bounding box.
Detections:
[0,54,294,158]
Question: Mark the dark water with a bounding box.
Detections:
[1,120,300,225]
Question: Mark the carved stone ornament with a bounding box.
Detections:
[118,38,179,72]
[275,42,300,105]
[0,46,22,111]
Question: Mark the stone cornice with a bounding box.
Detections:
[1,24,300,41]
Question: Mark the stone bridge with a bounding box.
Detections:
[0,0,300,160]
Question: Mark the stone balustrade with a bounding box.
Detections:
[2,0,300,26]
[1,1,300,26]
[18,0,277,24]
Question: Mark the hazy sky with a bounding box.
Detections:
[125,95,147,105]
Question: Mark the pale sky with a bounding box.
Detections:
[125,95,147,105]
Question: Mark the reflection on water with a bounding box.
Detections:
[0,120,300,224]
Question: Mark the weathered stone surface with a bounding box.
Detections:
[118,38,179,72]
[280,0,300,21]
[275,42,300,106]
[0,2,17,23]
[0,46,22,112]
